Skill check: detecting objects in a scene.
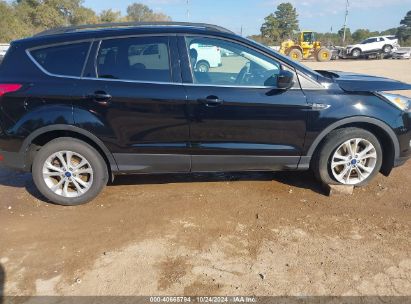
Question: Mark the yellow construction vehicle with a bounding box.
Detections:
[279,31,331,62]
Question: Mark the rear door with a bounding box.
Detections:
[72,35,190,173]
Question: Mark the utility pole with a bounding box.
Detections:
[342,0,349,44]
[186,0,190,21]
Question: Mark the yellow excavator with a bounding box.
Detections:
[280,31,331,62]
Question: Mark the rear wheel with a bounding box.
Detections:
[288,48,303,61]
[32,137,108,206]
[196,61,210,73]
[312,128,383,187]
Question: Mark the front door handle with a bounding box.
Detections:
[87,91,112,104]
[197,96,224,107]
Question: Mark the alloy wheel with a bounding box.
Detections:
[331,138,377,185]
[42,151,94,198]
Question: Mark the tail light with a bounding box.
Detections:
[0,84,22,97]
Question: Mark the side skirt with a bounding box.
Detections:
[113,153,309,174]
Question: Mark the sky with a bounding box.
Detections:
[85,0,410,36]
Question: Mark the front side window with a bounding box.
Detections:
[186,37,282,87]
[30,42,90,77]
[96,36,171,82]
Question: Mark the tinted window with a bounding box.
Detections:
[186,37,282,87]
[362,38,378,44]
[30,42,90,77]
[96,37,171,82]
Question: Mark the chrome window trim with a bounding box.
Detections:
[25,32,326,90]
[180,34,325,90]
[26,40,93,79]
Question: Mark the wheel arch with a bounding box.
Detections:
[288,46,303,51]
[307,117,399,176]
[196,59,210,65]
[21,125,118,180]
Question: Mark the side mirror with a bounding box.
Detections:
[277,70,295,90]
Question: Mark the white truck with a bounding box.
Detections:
[346,36,399,58]
[190,43,222,72]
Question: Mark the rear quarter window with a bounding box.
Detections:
[29,42,90,77]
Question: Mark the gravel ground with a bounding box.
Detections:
[0,59,410,297]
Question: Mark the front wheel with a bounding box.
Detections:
[32,137,108,205]
[316,48,331,62]
[312,128,383,187]
[351,48,361,58]
[383,45,392,53]
[288,48,303,61]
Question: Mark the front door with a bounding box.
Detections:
[179,36,309,172]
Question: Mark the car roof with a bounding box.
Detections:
[13,22,235,46]
[11,21,327,84]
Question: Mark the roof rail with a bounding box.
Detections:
[34,21,234,37]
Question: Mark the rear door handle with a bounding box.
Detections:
[87,91,112,104]
[197,97,224,107]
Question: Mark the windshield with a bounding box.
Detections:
[303,32,315,43]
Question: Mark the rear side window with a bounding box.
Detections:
[30,42,90,77]
[96,36,171,82]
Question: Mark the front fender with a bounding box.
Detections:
[305,116,400,158]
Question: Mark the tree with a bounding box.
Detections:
[260,13,280,44]
[126,2,171,22]
[274,2,299,39]
[400,10,411,27]
[338,27,352,44]
[352,29,371,42]
[71,7,98,25]
[0,1,31,41]
[126,3,152,21]
[398,10,411,44]
[260,2,299,44]
[99,9,121,23]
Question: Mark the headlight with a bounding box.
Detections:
[376,92,411,111]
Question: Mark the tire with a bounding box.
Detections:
[196,61,210,73]
[288,48,303,61]
[351,48,361,58]
[32,137,109,206]
[382,45,392,54]
[316,47,331,62]
[311,128,383,187]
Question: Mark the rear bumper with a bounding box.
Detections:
[0,150,28,171]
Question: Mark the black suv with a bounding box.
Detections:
[1,22,411,205]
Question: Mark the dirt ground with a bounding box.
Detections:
[0,59,411,297]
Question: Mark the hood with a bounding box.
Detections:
[316,70,411,92]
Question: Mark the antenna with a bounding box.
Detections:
[186,0,190,21]
[342,0,349,44]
